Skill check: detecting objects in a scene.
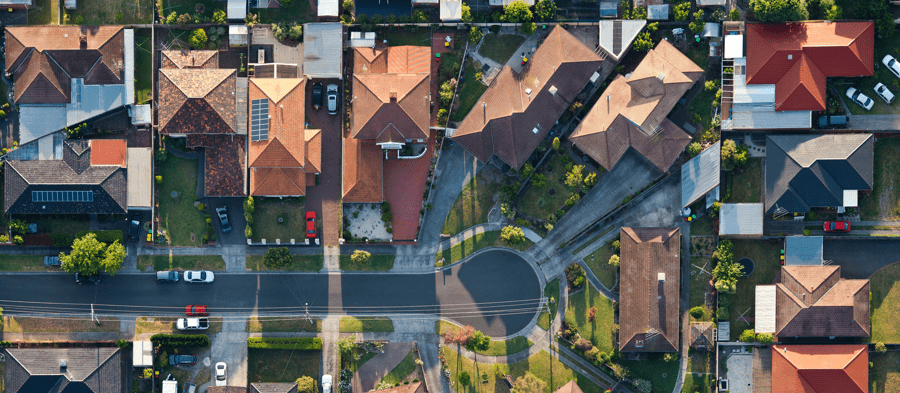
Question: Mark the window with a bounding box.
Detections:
[32,191,93,202]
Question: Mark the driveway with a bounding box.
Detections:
[823,238,900,278]
[204,197,248,246]
[350,342,414,393]
[208,319,249,388]
[305,77,343,246]
[418,143,481,244]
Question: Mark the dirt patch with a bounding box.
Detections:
[691,236,716,256]
[879,185,895,219]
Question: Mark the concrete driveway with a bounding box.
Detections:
[208,319,249,388]
[824,238,900,278]
[418,143,481,244]
[205,197,247,246]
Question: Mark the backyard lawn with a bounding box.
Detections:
[583,243,617,290]
[617,357,680,393]
[249,197,306,243]
[443,171,502,235]
[478,34,526,64]
[134,29,153,105]
[248,349,320,383]
[67,0,152,24]
[870,351,900,393]
[0,255,54,272]
[537,278,560,330]
[339,254,395,271]
[564,283,614,353]
[687,87,716,140]
[435,230,534,266]
[138,255,226,271]
[861,138,900,220]
[436,321,533,356]
[29,0,58,25]
[726,239,783,340]
[725,158,762,203]
[158,155,206,247]
[256,0,313,23]
[4,316,120,333]
[691,214,715,236]
[681,352,713,393]
[380,349,420,386]
[518,154,573,221]
[869,262,900,343]
[246,254,323,271]
[247,317,321,333]
[449,60,489,123]
[383,29,432,47]
[689,257,713,310]
[158,0,223,20]
[339,317,394,332]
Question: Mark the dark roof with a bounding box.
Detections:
[4,348,121,393]
[158,67,237,135]
[765,134,873,214]
[774,266,870,338]
[690,322,715,348]
[187,134,247,197]
[210,388,249,393]
[618,227,680,352]
[351,73,430,141]
[453,26,604,170]
[4,139,128,214]
[250,383,298,393]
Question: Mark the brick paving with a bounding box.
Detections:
[304,78,344,246]
[383,136,435,241]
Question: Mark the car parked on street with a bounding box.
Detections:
[215,362,227,386]
[884,54,900,78]
[306,211,317,239]
[823,221,851,233]
[184,270,214,283]
[874,82,895,104]
[216,206,232,234]
[312,83,323,110]
[846,87,874,110]
[74,272,101,284]
[176,317,209,330]
[326,84,339,115]
[156,271,179,282]
[185,305,208,316]
[168,354,196,366]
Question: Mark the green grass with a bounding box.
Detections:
[687,42,711,71]
[246,254,323,271]
[870,351,900,393]
[861,139,900,220]
[616,357,680,393]
[442,171,502,235]
[29,0,58,25]
[681,352,713,393]
[339,254,395,271]
[691,214,715,236]
[380,349,419,386]
[21,214,90,237]
[135,316,223,335]
[572,227,613,255]
[868,262,900,343]
[583,243,617,290]
[0,77,8,107]
[247,317,321,333]
[249,197,306,243]
[435,321,534,355]
[726,239,783,340]
[0,255,53,272]
[248,349,320,383]
[339,317,394,332]
[256,0,313,23]
[4,316,120,333]
[344,347,378,374]
[537,278,560,331]
[138,255,226,271]
[435,230,534,266]
[564,283,614,353]
[383,29,432,47]
[687,87,716,139]
[726,158,762,203]
[689,257,712,310]
[66,0,151,24]
[844,33,900,116]
[478,34,526,64]
[158,155,206,246]
[134,29,153,105]
[450,60,489,123]
[518,154,572,220]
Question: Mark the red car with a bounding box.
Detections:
[823,221,851,233]
[306,211,317,239]
[185,305,209,316]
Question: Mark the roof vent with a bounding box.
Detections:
[549,85,558,96]
[788,54,793,60]
[59,360,67,369]
[389,90,397,102]
[636,340,644,348]
[658,273,665,281]
[525,88,532,96]
[532,127,539,134]
[79,35,87,50]
[656,72,665,81]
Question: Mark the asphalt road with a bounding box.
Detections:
[824,238,900,279]
[0,250,541,337]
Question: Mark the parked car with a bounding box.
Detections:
[322,374,333,393]
[128,213,141,241]
[884,54,900,78]
[326,84,339,115]
[74,272,101,284]
[215,362,227,386]
[817,115,848,128]
[185,305,208,316]
[184,270,214,283]
[182,383,196,393]
[875,82,895,104]
[43,256,61,266]
[176,317,209,330]
[168,354,196,366]
[846,87,874,110]
[312,83,323,110]
[216,206,232,234]
[823,221,851,233]
[156,271,179,282]
[306,211,317,239]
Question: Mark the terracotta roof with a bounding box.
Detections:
[771,345,867,393]
[354,46,431,74]
[351,73,430,141]
[690,322,715,348]
[210,387,250,393]
[571,40,700,172]
[618,227,680,352]
[5,26,125,104]
[187,134,247,197]
[773,265,869,338]
[158,67,236,134]
[746,22,874,111]
[250,382,298,393]
[453,26,604,169]
[161,50,219,69]
[4,348,122,393]
[305,129,322,173]
[553,380,584,393]
[343,137,383,203]
[90,140,127,167]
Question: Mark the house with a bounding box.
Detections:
[371,382,426,393]
[5,26,134,145]
[598,20,646,61]
[453,26,603,170]
[250,383,298,393]
[719,203,763,236]
[0,0,32,9]
[571,40,700,173]
[304,23,343,80]
[248,77,322,196]
[210,387,250,393]
[553,381,583,393]
[681,141,720,209]
[3,348,121,393]
[755,265,869,338]
[619,227,681,352]
[158,50,247,197]
[689,322,715,349]
[770,345,868,393]
[228,0,247,20]
[722,21,873,129]
[765,134,873,215]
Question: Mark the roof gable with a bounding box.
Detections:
[351,73,430,140]
[159,68,236,134]
[773,266,870,337]
[771,345,867,393]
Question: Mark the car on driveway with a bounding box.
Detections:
[128,213,141,241]
[185,270,214,283]
[216,206,232,234]
[824,221,851,233]
[157,271,179,282]
[176,317,209,330]
[168,354,196,366]
[884,54,900,78]
[215,362,227,386]
[326,84,339,115]
[874,82,895,104]
[312,83,323,110]
[323,374,333,393]
[846,87,874,110]
[306,211,317,239]
[185,305,208,316]
[74,272,101,284]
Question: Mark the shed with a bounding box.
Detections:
[228,0,247,20]
[724,34,743,59]
[127,148,152,210]
[318,0,339,18]
[129,105,151,126]
[702,22,721,38]
[599,1,617,17]
[784,236,823,266]
[681,141,720,208]
[755,285,776,333]
[720,203,763,236]
[716,321,730,341]
[229,25,249,47]
[647,4,669,20]
[133,341,153,367]
[303,23,344,79]
[441,0,463,21]
[64,0,75,9]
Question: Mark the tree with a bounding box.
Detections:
[59,233,125,276]
[689,306,706,320]
[439,80,456,106]
[521,163,534,178]
[469,26,483,43]
[687,142,702,157]
[739,329,757,342]
[101,241,126,275]
[534,0,557,21]
[244,196,255,214]
[688,10,705,34]
[501,202,515,218]
[749,0,808,22]
[212,9,227,24]
[264,247,292,268]
[189,28,208,49]
[501,225,526,244]
[458,371,471,387]
[610,363,628,380]
[875,342,887,353]
[632,31,653,52]
[552,137,560,151]
[721,139,749,170]
[351,249,371,264]
[461,2,472,22]
[729,8,741,20]
[532,173,547,189]
[565,165,585,189]
[584,172,598,188]
[502,0,533,23]
[467,330,491,351]
[521,21,537,35]
[822,0,842,21]
[712,240,743,294]
[705,80,720,91]
[512,372,547,393]
[343,0,354,12]
[608,254,620,267]
[296,376,319,393]
[444,325,475,345]
[674,1,691,21]
[338,334,356,355]
[757,333,775,344]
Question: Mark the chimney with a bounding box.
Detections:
[59,360,67,370]
[389,90,397,103]
[79,35,87,50]
[658,273,665,282]
[549,85,558,96]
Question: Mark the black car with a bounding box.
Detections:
[128,213,141,241]
[74,272,101,284]
[169,354,196,366]
[312,82,323,110]
[216,206,232,234]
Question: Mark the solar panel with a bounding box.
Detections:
[32,191,93,202]
[250,99,270,142]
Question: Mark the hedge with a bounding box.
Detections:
[50,233,74,248]
[150,334,210,349]
[73,230,124,245]
[247,337,322,350]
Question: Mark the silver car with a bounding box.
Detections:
[184,270,214,283]
[215,362,227,386]
[326,84,339,115]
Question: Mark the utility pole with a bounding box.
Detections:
[305,303,312,324]
[91,304,99,324]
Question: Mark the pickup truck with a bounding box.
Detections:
[176,317,209,331]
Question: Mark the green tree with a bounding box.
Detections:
[749,0,808,22]
[338,334,356,355]
[757,333,774,344]
[351,249,371,264]
[688,9,705,34]
[823,0,842,21]
[712,240,743,294]
[189,28,208,49]
[689,306,706,320]
[60,233,125,276]
[461,2,472,22]
[608,254,620,267]
[212,9,227,24]
[166,11,178,24]
[501,225,526,244]
[343,0,354,12]
[458,371,471,386]
[296,376,319,393]
[552,137,560,151]
[875,342,887,353]
[721,139,749,170]
[439,80,456,106]
[729,8,741,20]
[521,21,537,35]
[244,196,255,214]
[264,247,292,268]
[8,219,27,236]
[674,1,691,21]
[501,202,515,218]
[469,26,483,43]
[632,31,653,52]
[177,13,191,26]
[502,0,533,23]
[532,173,547,189]
[565,165,585,189]
[466,330,491,351]
[534,0,557,21]
[521,163,534,178]
[584,172,598,188]
[739,329,757,342]
[687,142,702,157]
[512,372,547,393]
[101,241,126,275]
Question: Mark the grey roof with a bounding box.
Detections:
[682,141,721,208]
[765,134,873,214]
[785,236,823,266]
[697,0,726,5]
[599,20,647,60]
[647,4,669,20]
[251,383,299,393]
[303,23,343,79]
[4,348,121,393]
[720,203,763,235]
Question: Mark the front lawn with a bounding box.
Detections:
[518,153,573,221]
[681,352,713,393]
[339,317,394,332]
[583,243,617,290]
[564,283,614,353]
[158,155,206,247]
[870,351,900,393]
[247,317,321,333]
[246,254,323,271]
[478,34,526,64]
[66,0,151,24]
[138,255,226,271]
[726,239,783,340]
[449,60,489,123]
[725,158,762,203]
[869,262,900,343]
[436,321,533,356]
[861,138,900,220]
[383,29,432,47]
[248,348,320,383]
[22,214,91,238]
[435,230,534,266]
[442,171,502,235]
[537,278,560,330]
[4,316,120,333]
[249,197,306,243]
[616,357,680,393]
[339,254,395,271]
[135,316,223,335]
[380,349,420,386]
[134,29,153,105]
[0,255,55,272]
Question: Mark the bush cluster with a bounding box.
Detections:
[247,337,323,350]
[150,334,210,349]
[72,230,123,246]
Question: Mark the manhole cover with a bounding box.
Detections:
[171,190,179,199]
[482,64,490,73]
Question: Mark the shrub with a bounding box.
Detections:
[351,249,371,264]
[381,201,391,212]
[177,13,191,26]
[9,219,27,236]
[212,9,227,24]
[612,240,620,251]
[297,376,318,393]
[50,233,74,248]
[875,342,887,353]
[73,230,123,245]
[0,235,7,243]
[247,337,323,350]
[689,306,706,320]
[155,175,163,184]
[150,334,211,349]
[458,371,471,386]
[608,254,620,267]
[264,247,292,268]
[565,193,580,207]
[729,8,740,20]
[757,333,774,344]
[245,226,253,238]
[114,339,130,348]
[343,0,353,12]
[500,225,526,244]
[469,26,483,43]
[565,263,586,288]
[803,229,811,236]
[244,196,255,214]
[739,329,757,342]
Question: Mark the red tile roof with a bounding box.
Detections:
[746,22,873,111]
[354,46,431,74]
[342,137,383,203]
[161,50,219,69]
[771,345,867,393]
[89,140,127,167]
[351,73,431,141]
[186,134,246,197]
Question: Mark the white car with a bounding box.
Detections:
[215,362,227,386]
[875,82,895,104]
[184,270,214,283]
[846,87,874,110]
[884,55,900,78]
[322,374,333,393]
